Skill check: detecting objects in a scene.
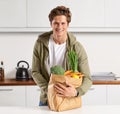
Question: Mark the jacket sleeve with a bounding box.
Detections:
[32,41,48,103]
[75,42,92,96]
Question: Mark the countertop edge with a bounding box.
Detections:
[0,79,36,86]
[1,79,120,86]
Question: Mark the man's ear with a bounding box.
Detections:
[50,22,52,27]
[67,23,69,27]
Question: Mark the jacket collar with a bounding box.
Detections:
[66,32,77,50]
[37,31,77,49]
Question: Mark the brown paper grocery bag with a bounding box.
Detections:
[48,74,83,112]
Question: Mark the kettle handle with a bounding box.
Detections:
[17,60,29,69]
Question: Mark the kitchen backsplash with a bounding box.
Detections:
[0,32,120,78]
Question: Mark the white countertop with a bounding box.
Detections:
[0,105,120,114]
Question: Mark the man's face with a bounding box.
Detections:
[51,15,69,38]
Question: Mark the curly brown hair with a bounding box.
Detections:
[48,6,72,24]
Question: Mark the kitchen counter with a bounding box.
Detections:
[0,105,120,114]
[0,79,35,86]
[1,78,120,85]
[93,80,120,84]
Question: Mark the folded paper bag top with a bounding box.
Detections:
[49,74,83,87]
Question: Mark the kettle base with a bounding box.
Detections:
[16,78,29,81]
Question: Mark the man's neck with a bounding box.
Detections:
[52,34,67,44]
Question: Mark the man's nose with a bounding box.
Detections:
[57,24,62,28]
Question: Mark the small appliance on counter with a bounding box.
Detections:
[91,72,117,81]
[16,60,29,81]
[0,61,4,81]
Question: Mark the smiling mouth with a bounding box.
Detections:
[56,29,63,32]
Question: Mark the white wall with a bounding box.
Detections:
[0,32,120,78]
[75,32,120,76]
[0,32,40,78]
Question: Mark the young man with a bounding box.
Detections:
[32,6,92,106]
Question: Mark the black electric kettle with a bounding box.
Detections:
[16,60,29,81]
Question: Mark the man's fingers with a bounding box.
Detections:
[54,83,66,90]
[66,81,73,87]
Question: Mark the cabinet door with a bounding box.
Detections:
[0,86,25,106]
[105,0,120,27]
[0,0,26,27]
[82,85,107,105]
[66,0,104,27]
[26,86,40,107]
[28,0,104,28]
[107,85,120,105]
[27,0,66,27]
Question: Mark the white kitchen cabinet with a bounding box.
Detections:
[105,0,120,27]
[82,85,107,105]
[26,86,40,107]
[107,85,120,105]
[0,0,26,27]
[26,85,107,106]
[0,0,120,32]
[0,86,25,106]
[0,84,119,107]
[66,0,104,27]
[27,0,104,28]
[27,0,66,27]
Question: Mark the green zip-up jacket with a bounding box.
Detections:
[32,31,92,104]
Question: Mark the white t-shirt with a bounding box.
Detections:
[47,35,66,74]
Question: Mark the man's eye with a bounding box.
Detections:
[54,23,58,25]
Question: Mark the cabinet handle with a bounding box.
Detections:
[89,88,95,90]
[0,89,13,91]
[37,89,40,91]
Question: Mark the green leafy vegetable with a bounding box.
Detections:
[50,65,65,75]
[68,50,78,72]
